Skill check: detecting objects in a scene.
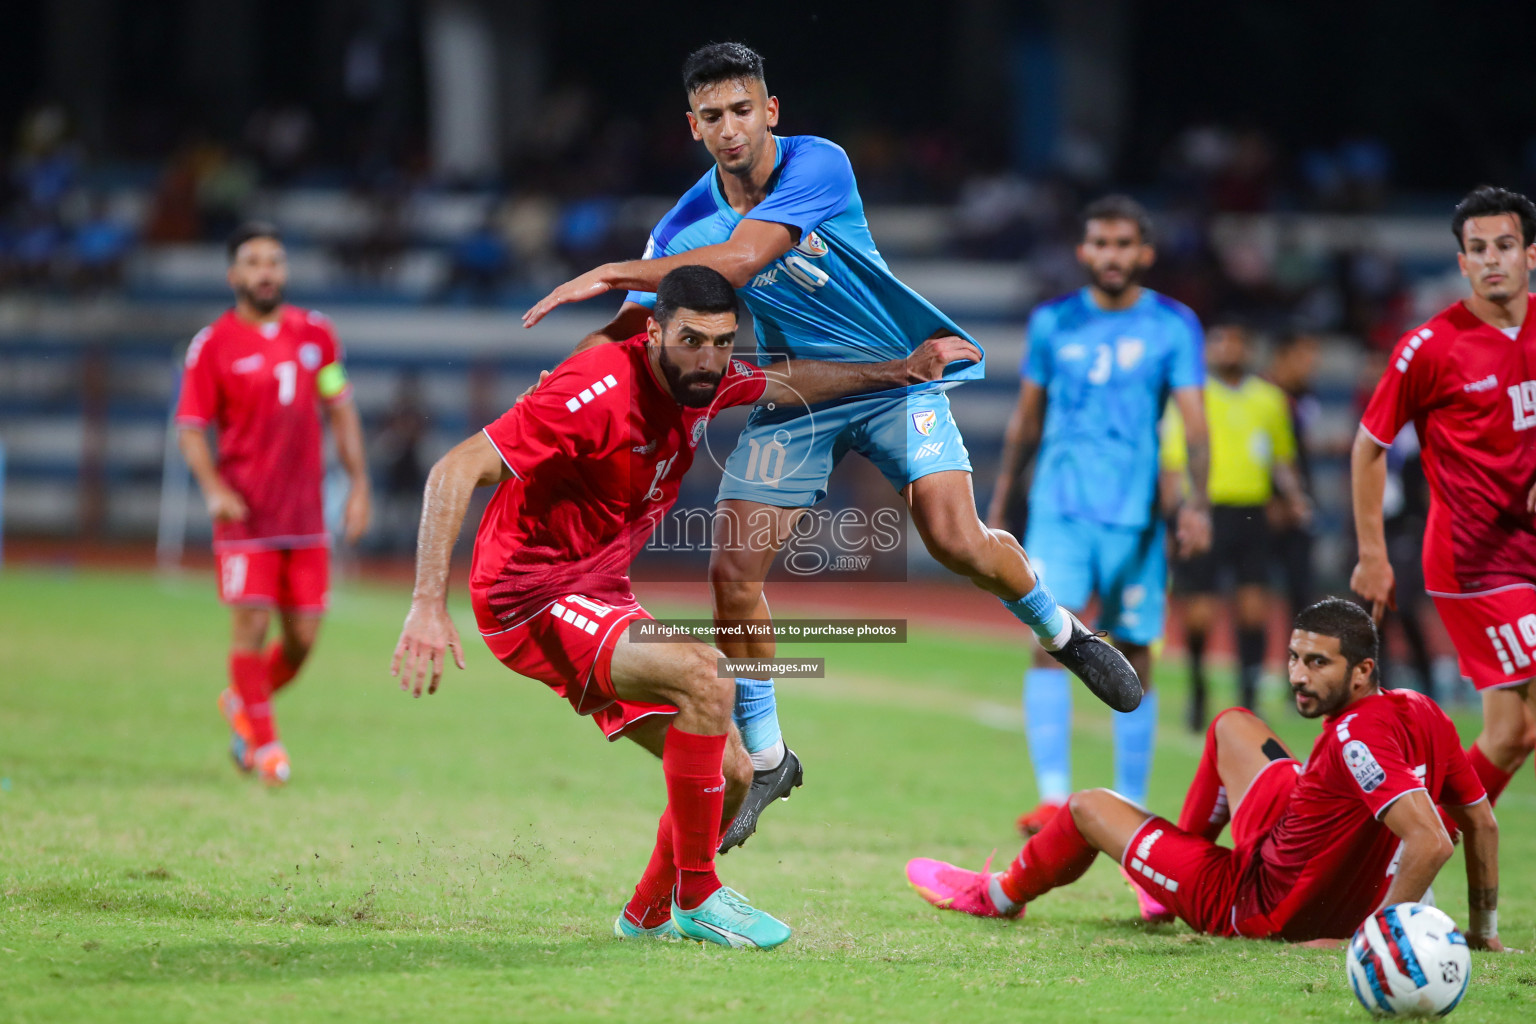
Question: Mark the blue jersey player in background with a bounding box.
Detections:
[524,43,1141,855]
[987,196,1211,918]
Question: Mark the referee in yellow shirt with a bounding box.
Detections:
[1164,323,1309,727]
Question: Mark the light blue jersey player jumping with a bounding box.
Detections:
[989,197,1211,915]
[525,44,1142,854]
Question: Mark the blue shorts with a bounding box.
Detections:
[1022,514,1167,646]
[716,389,972,507]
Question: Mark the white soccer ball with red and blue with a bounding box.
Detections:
[1345,902,1470,1017]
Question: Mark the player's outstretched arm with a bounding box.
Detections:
[391,432,511,697]
[176,427,248,524]
[1378,790,1456,906]
[324,399,373,544]
[1444,799,1514,952]
[1349,427,1396,621]
[758,335,982,408]
[986,380,1044,531]
[522,220,794,327]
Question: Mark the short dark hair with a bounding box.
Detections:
[682,42,765,95]
[227,221,282,262]
[1451,185,1536,250]
[1081,194,1153,244]
[1294,598,1379,681]
[653,265,738,325]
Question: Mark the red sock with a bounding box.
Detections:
[1177,712,1236,841]
[230,650,276,747]
[264,642,301,695]
[1467,743,1514,806]
[663,726,727,910]
[624,808,676,929]
[999,802,1098,904]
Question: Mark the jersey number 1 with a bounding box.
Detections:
[274,361,297,406]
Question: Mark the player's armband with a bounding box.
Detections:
[317,362,350,399]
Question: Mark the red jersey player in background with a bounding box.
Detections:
[907,598,1509,949]
[176,222,372,786]
[390,266,978,947]
[1353,186,1536,811]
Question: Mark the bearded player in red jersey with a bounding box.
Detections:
[1353,186,1536,810]
[907,599,1510,949]
[176,222,372,786]
[391,266,977,947]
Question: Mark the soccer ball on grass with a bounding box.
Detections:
[1345,902,1470,1017]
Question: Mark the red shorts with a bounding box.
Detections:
[479,593,677,741]
[216,545,329,612]
[1122,757,1301,936]
[1431,584,1536,690]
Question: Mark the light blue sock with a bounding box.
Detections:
[1113,687,1158,806]
[1023,667,1072,802]
[1003,579,1068,645]
[733,677,783,769]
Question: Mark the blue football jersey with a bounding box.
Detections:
[1025,288,1204,528]
[626,135,984,392]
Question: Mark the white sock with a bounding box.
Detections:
[1040,615,1075,652]
[749,738,787,773]
[988,873,1022,916]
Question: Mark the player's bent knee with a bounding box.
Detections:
[923,522,990,576]
[709,576,764,616]
[670,648,734,726]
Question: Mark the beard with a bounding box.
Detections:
[237,282,283,315]
[657,345,722,408]
[1089,263,1143,298]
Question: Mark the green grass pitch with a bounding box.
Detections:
[2,567,1533,1022]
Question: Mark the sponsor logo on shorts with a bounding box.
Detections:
[912,410,937,436]
[1128,828,1179,893]
[222,554,249,598]
[1342,739,1387,793]
[551,599,604,636]
[564,374,620,414]
[915,441,945,460]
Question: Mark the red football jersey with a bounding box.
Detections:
[471,336,767,630]
[175,306,351,552]
[1235,689,1485,941]
[1360,299,1536,593]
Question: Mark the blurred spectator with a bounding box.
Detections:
[374,373,429,552]
[1266,329,1324,618]
[66,197,134,290]
[244,105,315,183]
[439,215,513,303]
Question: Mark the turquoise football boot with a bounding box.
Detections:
[671,887,791,949]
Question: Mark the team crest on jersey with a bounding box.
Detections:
[1116,337,1146,370]
[730,360,756,378]
[690,419,708,448]
[912,410,937,436]
[1342,739,1386,793]
[298,343,322,370]
[795,231,829,258]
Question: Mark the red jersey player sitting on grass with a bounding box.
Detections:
[908,598,1511,950]
[176,222,372,786]
[390,265,978,947]
[1353,185,1536,815]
